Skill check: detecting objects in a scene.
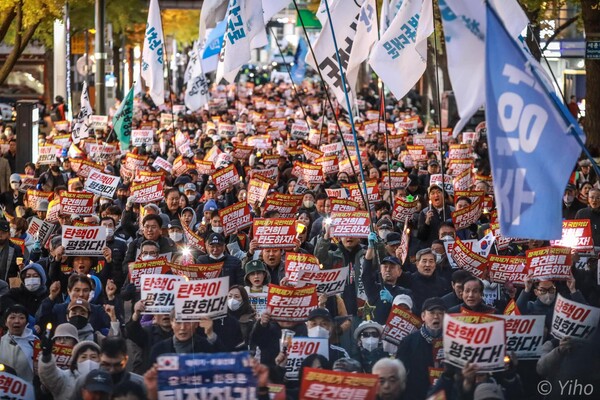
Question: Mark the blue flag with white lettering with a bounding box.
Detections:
[291,37,308,84]
[485,4,584,240]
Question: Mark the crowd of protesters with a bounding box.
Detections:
[0,79,598,400]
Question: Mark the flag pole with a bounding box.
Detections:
[293,0,372,217]
[322,0,373,221]
[268,26,310,121]
[431,1,447,221]
[374,0,394,210]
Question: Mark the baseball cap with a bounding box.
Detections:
[9,173,21,183]
[307,308,332,321]
[428,159,440,167]
[83,369,113,394]
[203,199,218,212]
[393,294,414,310]
[385,232,401,245]
[205,183,217,192]
[207,232,225,245]
[168,219,183,230]
[428,184,444,194]
[68,298,91,313]
[421,297,447,313]
[579,159,592,167]
[37,200,49,212]
[183,183,196,192]
[381,256,402,266]
[376,218,393,230]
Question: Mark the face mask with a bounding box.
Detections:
[307,326,330,339]
[105,228,114,239]
[441,235,454,242]
[212,227,223,234]
[187,194,196,202]
[77,360,100,375]
[69,315,89,330]
[178,186,184,194]
[24,277,41,292]
[361,337,379,352]
[303,200,314,208]
[10,227,16,237]
[10,182,19,190]
[538,293,556,305]
[110,371,126,385]
[170,232,183,242]
[227,298,242,311]
[432,252,443,264]
[564,194,574,204]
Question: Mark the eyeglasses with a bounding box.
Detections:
[536,287,556,294]
[360,331,380,338]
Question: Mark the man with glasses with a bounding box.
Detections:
[396,297,446,400]
[575,187,600,248]
[517,275,586,329]
[123,214,176,267]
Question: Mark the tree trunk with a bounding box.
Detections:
[581,0,600,154]
[0,6,16,44]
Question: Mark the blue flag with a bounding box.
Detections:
[485,4,584,240]
[291,37,308,84]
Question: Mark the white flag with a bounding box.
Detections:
[306,0,362,111]
[346,0,378,95]
[183,43,198,84]
[198,0,229,46]
[248,0,268,49]
[262,0,291,23]
[216,0,252,83]
[439,0,528,135]
[71,81,93,144]
[185,51,210,111]
[141,0,165,106]
[369,0,432,101]
[316,0,341,25]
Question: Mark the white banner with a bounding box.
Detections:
[62,225,107,256]
[173,277,229,321]
[141,274,184,314]
[141,0,166,106]
[84,169,120,198]
[551,294,600,340]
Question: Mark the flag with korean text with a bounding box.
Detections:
[112,85,134,150]
[71,81,93,144]
[141,0,165,106]
[485,3,584,240]
[369,0,433,101]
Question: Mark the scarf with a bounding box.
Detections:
[11,328,36,370]
[420,325,441,344]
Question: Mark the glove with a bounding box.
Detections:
[368,232,378,248]
[41,334,53,357]
[32,241,42,252]
[380,288,393,303]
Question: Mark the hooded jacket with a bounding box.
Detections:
[0,263,48,317]
[0,327,37,382]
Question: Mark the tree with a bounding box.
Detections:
[0,0,66,85]
[580,0,600,152]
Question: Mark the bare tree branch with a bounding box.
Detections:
[541,15,579,52]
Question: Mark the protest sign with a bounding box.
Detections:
[448,144,471,160]
[124,152,149,171]
[451,197,483,230]
[381,171,409,190]
[26,217,44,239]
[62,225,106,256]
[498,315,545,360]
[382,305,422,345]
[299,368,379,399]
[526,246,572,281]
[27,190,52,210]
[18,175,38,192]
[250,166,279,182]
[134,170,165,184]
[444,235,494,269]
[0,371,35,400]
[212,164,240,193]
[320,142,343,157]
[430,174,454,195]
[406,145,427,161]
[159,113,174,129]
[285,339,329,380]
[131,129,154,147]
[296,268,348,296]
[84,170,120,198]
[450,237,488,278]
[325,188,349,199]
[330,198,360,213]
[291,121,310,140]
[294,161,324,184]
[140,274,184,314]
[551,294,600,340]
[330,211,371,238]
[157,352,256,400]
[343,180,380,204]
[452,168,472,192]
[267,284,318,322]
[488,255,528,286]
[232,144,254,159]
[37,144,62,164]
[173,277,229,321]
[338,156,360,176]
[170,262,223,280]
[60,191,94,215]
[131,178,164,203]
[194,159,215,176]
[218,200,253,236]
[444,314,506,372]
[315,155,339,175]
[392,197,420,222]
[217,122,236,137]
[253,218,297,249]
[172,156,194,177]
[550,219,594,251]
[285,253,321,285]
[89,115,108,131]
[302,143,323,162]
[248,292,268,316]
[247,176,272,205]
[413,134,439,152]
[128,259,171,290]
[182,223,205,253]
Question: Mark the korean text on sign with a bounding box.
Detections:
[62,225,106,256]
[253,218,297,249]
[551,294,600,340]
[267,284,318,322]
[173,277,229,321]
[298,368,379,399]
